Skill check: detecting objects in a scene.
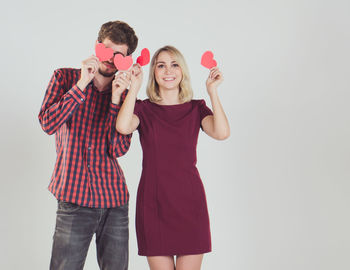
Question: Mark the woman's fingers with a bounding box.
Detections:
[210,67,222,80]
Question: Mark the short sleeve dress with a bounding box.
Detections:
[133,98,213,256]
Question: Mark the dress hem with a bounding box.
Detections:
[138,248,212,257]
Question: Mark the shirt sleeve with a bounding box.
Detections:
[133,99,143,118]
[106,90,132,159]
[133,99,144,130]
[198,99,213,129]
[38,69,86,135]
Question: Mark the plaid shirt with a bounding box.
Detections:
[39,68,131,208]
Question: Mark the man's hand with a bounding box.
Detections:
[111,72,131,105]
[77,55,100,91]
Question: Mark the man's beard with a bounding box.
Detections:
[98,62,118,77]
[98,67,117,77]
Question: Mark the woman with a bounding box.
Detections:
[116,46,230,270]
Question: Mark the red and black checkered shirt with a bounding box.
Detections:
[39,68,131,208]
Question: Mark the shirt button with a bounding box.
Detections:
[88,146,91,150]
[87,164,90,168]
[80,98,84,101]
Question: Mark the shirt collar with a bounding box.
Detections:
[88,80,112,95]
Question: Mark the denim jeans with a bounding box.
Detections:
[50,201,129,270]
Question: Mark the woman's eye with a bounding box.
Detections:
[172,63,179,67]
[157,64,164,68]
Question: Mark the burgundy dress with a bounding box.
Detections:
[133,98,213,256]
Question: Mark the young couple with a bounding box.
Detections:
[39,20,230,270]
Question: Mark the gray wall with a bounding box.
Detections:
[1,0,349,269]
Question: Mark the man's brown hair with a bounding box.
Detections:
[98,20,138,55]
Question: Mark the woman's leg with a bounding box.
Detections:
[147,256,175,270]
[175,254,204,270]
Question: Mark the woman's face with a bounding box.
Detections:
[154,51,182,91]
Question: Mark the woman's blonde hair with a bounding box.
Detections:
[146,46,193,103]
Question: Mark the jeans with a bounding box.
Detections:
[50,200,129,270]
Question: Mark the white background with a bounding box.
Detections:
[1,0,349,269]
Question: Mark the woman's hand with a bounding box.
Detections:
[206,67,224,95]
[130,64,143,93]
[202,67,230,140]
[111,71,131,104]
[116,64,142,135]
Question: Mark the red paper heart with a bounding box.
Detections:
[95,43,114,62]
[201,51,217,69]
[113,54,133,71]
[137,48,150,66]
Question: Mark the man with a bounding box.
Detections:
[38,20,138,270]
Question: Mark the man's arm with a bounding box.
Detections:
[38,56,99,135]
[38,69,86,135]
